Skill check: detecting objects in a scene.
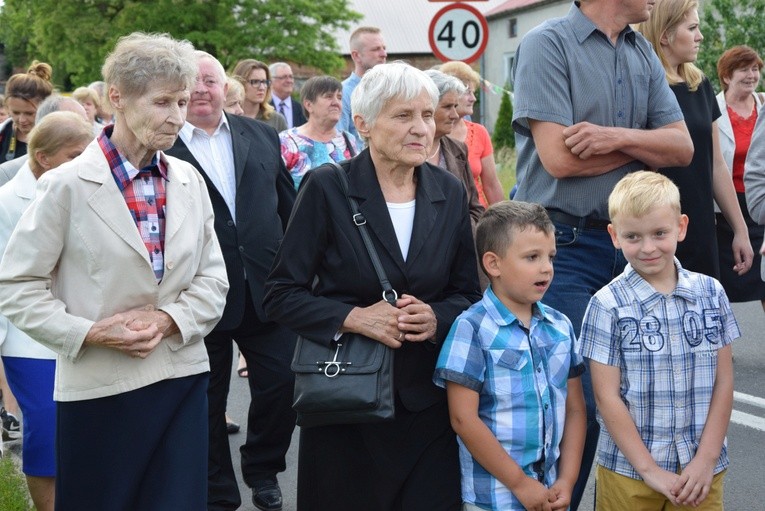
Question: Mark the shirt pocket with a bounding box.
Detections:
[545,341,572,389]
[487,348,530,395]
[631,74,649,128]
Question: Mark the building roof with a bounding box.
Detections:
[485,0,557,18]
[337,0,510,55]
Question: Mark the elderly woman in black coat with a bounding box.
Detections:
[264,62,481,510]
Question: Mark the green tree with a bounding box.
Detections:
[0,0,360,88]
[492,89,515,150]
[698,0,765,92]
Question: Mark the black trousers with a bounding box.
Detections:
[206,288,297,511]
[56,373,208,511]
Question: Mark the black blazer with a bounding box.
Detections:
[264,150,481,412]
[270,97,307,128]
[167,113,296,330]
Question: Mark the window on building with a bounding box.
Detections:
[508,18,518,38]
[504,53,516,85]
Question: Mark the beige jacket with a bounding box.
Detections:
[0,140,229,401]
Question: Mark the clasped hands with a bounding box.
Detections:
[84,305,177,359]
[562,122,618,160]
[343,294,437,348]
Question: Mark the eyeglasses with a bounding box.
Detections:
[249,79,272,88]
[272,75,293,81]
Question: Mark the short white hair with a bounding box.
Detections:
[424,69,466,100]
[195,51,226,81]
[351,62,438,130]
[102,32,197,98]
[268,62,291,76]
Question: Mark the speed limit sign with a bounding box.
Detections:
[428,3,489,64]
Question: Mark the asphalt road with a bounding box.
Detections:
[227,301,765,511]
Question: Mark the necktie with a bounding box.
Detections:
[279,101,286,117]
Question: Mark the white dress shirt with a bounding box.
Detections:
[179,115,237,220]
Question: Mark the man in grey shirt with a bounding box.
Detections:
[511,0,693,508]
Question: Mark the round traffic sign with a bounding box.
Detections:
[428,3,489,64]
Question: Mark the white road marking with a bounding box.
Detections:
[731,392,765,432]
[734,391,765,409]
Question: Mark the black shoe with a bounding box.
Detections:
[252,480,282,511]
[226,420,240,434]
[0,407,21,441]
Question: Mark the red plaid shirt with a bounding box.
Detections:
[98,126,167,282]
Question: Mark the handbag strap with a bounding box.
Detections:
[341,131,357,158]
[329,161,398,306]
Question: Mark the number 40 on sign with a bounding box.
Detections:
[428,2,489,64]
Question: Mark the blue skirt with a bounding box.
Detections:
[2,356,56,477]
[55,373,209,511]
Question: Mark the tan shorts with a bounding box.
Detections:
[596,464,725,511]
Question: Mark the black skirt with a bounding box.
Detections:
[716,192,765,302]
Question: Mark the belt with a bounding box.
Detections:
[546,209,610,231]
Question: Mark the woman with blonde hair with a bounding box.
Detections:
[232,58,288,132]
[440,60,504,207]
[0,61,54,162]
[71,86,105,135]
[637,0,752,279]
[224,75,246,116]
[0,111,94,511]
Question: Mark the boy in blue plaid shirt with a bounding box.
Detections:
[581,171,738,510]
[435,201,586,511]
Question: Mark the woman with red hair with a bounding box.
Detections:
[715,45,765,308]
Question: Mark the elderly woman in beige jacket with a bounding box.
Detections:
[0,33,228,511]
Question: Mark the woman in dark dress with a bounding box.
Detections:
[264,62,481,510]
[637,0,752,279]
[715,46,765,307]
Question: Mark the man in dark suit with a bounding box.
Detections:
[268,62,306,129]
[166,51,297,511]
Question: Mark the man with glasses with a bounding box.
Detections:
[269,62,306,129]
[168,52,297,511]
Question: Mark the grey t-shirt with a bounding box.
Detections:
[511,3,683,218]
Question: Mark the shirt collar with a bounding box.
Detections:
[181,113,230,140]
[98,125,168,192]
[483,285,553,327]
[569,2,636,46]
[623,258,697,311]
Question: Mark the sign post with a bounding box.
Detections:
[428,3,489,64]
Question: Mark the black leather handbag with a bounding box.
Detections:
[290,162,396,428]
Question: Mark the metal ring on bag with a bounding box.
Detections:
[323,361,342,378]
[382,289,398,302]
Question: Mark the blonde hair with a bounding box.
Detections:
[28,111,93,175]
[350,26,382,52]
[636,0,703,90]
[608,171,681,222]
[232,59,277,119]
[226,76,245,104]
[71,86,101,109]
[439,61,480,90]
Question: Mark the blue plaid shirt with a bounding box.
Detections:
[580,259,739,480]
[434,286,584,510]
